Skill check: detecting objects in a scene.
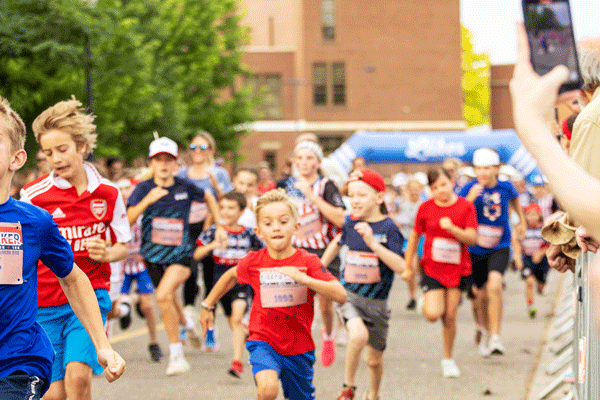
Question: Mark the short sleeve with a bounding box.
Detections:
[507,181,519,200]
[236,255,250,284]
[127,181,152,208]
[464,201,478,230]
[385,221,404,257]
[190,181,205,202]
[305,252,335,282]
[38,213,74,278]
[458,181,473,198]
[323,181,346,209]
[249,230,265,250]
[110,191,132,243]
[217,168,234,192]
[197,226,215,246]
[414,203,427,236]
[337,220,351,246]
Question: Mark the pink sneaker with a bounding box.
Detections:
[321,327,336,367]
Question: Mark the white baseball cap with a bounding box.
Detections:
[148,137,178,159]
[472,148,500,167]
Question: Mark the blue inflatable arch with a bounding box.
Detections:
[327,129,542,182]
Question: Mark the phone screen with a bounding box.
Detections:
[523,0,582,91]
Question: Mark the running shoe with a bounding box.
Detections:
[149,343,164,363]
[166,353,190,376]
[406,298,417,310]
[201,327,220,352]
[441,359,461,378]
[336,386,356,400]
[479,333,491,358]
[321,327,336,367]
[489,335,505,355]
[119,301,132,330]
[228,360,243,378]
[528,306,537,319]
[183,306,201,348]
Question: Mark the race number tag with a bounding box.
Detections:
[344,250,381,284]
[476,225,503,249]
[0,222,23,285]
[151,217,184,246]
[189,201,208,224]
[259,268,308,308]
[296,201,323,241]
[431,237,461,265]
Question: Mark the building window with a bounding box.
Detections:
[319,135,344,156]
[312,63,327,106]
[247,74,283,120]
[321,0,335,42]
[263,151,277,172]
[332,63,346,105]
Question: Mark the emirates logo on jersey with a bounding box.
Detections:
[90,199,107,220]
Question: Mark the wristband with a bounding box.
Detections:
[201,301,215,311]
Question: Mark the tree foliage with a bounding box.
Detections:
[525,6,562,36]
[462,25,491,128]
[0,0,255,161]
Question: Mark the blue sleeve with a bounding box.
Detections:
[507,181,519,200]
[38,213,74,278]
[458,181,474,198]
[386,220,404,257]
[217,168,234,192]
[127,181,151,208]
[338,219,351,246]
[190,181,205,202]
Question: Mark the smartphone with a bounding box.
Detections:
[522,0,584,93]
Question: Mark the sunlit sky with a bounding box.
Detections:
[460,0,599,65]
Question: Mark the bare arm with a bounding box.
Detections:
[441,218,477,245]
[127,186,168,225]
[86,241,128,263]
[320,233,342,267]
[199,267,238,334]
[204,192,220,227]
[402,230,420,275]
[278,267,347,303]
[58,265,126,382]
[193,241,218,260]
[306,191,345,227]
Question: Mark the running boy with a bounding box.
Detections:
[321,169,405,400]
[200,189,346,400]
[20,98,131,400]
[232,167,259,228]
[127,136,219,376]
[194,191,264,376]
[0,96,125,400]
[513,203,549,318]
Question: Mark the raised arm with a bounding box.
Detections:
[321,233,343,267]
[127,186,168,225]
[278,267,347,304]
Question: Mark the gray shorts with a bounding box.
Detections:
[336,290,391,351]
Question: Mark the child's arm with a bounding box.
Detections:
[512,236,524,271]
[532,246,547,264]
[127,186,168,225]
[193,240,219,260]
[278,267,347,303]
[204,191,220,227]
[439,217,477,245]
[401,230,420,281]
[199,267,239,334]
[511,197,527,240]
[295,180,345,227]
[320,233,343,267]
[355,222,405,274]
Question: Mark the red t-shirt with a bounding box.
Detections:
[415,197,477,288]
[236,247,335,355]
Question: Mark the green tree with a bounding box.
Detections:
[525,6,562,36]
[462,25,491,128]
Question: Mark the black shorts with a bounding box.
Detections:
[145,258,192,288]
[219,284,251,317]
[305,248,341,279]
[420,273,472,292]
[469,247,510,289]
[521,255,550,284]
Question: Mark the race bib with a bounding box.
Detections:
[522,238,545,256]
[0,222,23,285]
[296,200,323,241]
[344,250,381,284]
[189,201,208,224]
[151,217,184,246]
[259,268,308,308]
[476,225,503,249]
[431,237,461,265]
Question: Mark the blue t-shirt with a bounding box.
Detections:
[128,177,205,264]
[459,180,519,255]
[339,216,404,300]
[177,166,233,197]
[0,197,74,388]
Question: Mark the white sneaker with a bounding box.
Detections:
[166,354,191,376]
[335,326,348,346]
[183,306,201,348]
[441,359,461,378]
[489,335,505,355]
[479,333,491,358]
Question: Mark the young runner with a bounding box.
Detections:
[232,167,259,229]
[194,191,264,376]
[321,169,405,400]
[127,136,218,376]
[0,96,125,400]
[402,168,477,378]
[513,203,549,318]
[459,148,526,356]
[200,189,346,400]
[277,140,345,367]
[20,98,131,400]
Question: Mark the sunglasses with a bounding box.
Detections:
[189,144,210,151]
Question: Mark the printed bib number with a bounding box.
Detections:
[259,268,307,308]
[344,250,381,284]
[0,222,23,285]
[296,201,323,241]
[189,201,208,224]
[476,225,503,249]
[431,237,461,265]
[151,217,184,246]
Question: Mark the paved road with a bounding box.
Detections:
[92,268,561,400]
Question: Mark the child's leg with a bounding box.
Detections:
[442,288,461,359]
[364,346,384,400]
[525,275,535,306]
[319,294,335,337]
[344,317,369,387]
[139,293,158,343]
[423,289,445,322]
[255,369,279,400]
[229,298,248,362]
[155,264,191,345]
[474,285,490,332]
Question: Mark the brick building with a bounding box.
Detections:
[237,0,464,175]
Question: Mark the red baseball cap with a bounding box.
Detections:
[562,117,572,141]
[525,203,542,214]
[348,169,386,192]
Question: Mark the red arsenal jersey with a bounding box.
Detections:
[20,163,132,307]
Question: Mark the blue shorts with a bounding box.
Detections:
[36,289,111,382]
[247,340,316,400]
[121,270,155,295]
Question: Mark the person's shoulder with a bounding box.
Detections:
[11,198,53,224]
[20,174,54,200]
[96,177,122,199]
[213,165,230,177]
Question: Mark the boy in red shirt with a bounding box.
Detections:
[200,189,346,400]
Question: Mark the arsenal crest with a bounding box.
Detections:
[90,199,107,220]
